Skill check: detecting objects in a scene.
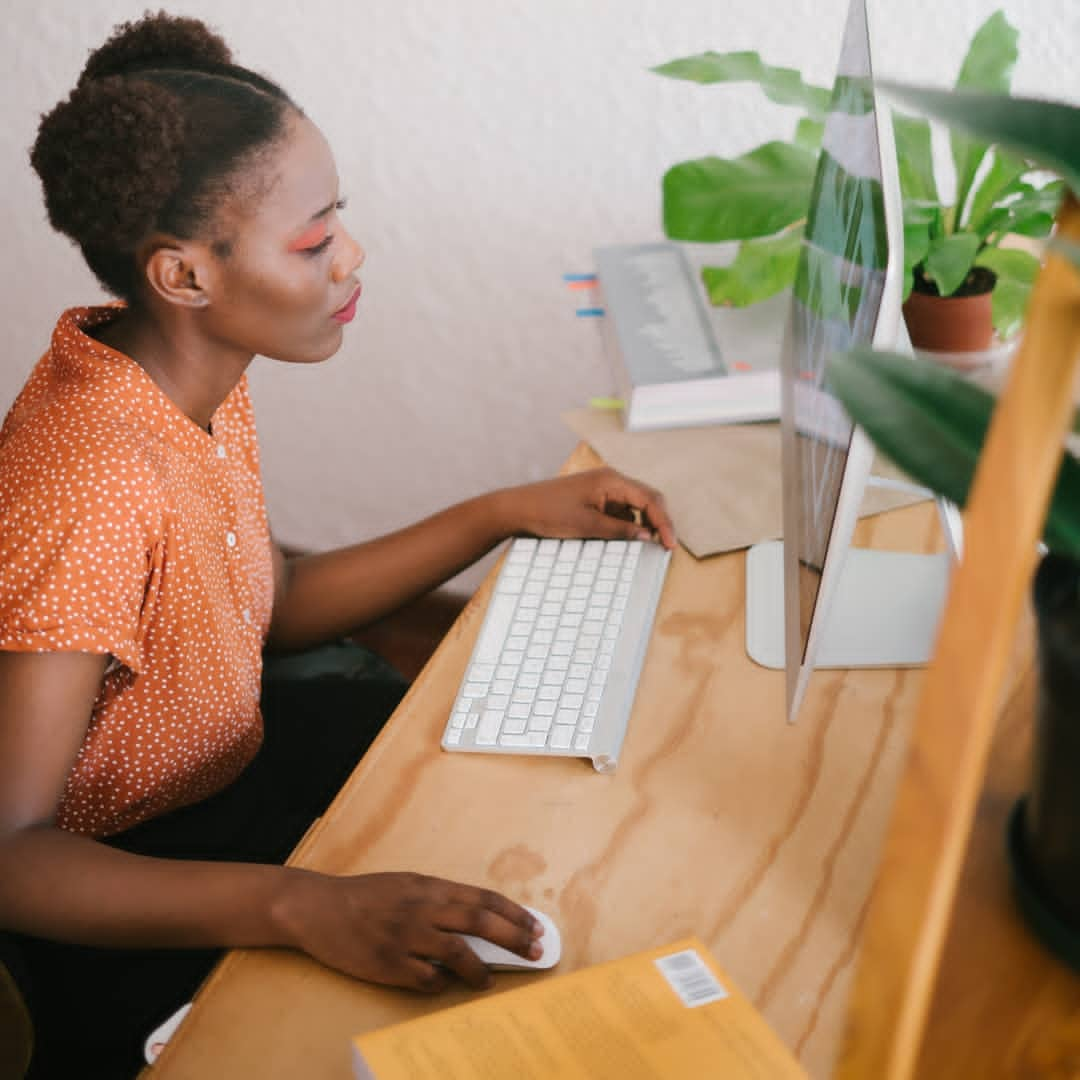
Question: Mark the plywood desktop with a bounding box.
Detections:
[146,444,1077,1079]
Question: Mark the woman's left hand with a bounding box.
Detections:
[498,467,677,550]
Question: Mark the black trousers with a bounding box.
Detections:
[3,648,407,1080]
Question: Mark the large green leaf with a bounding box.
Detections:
[880,86,1080,197]
[651,51,831,119]
[965,150,1028,233]
[951,12,1019,227]
[828,347,1080,558]
[922,232,982,296]
[662,141,816,242]
[977,179,1065,242]
[893,113,939,205]
[701,228,803,307]
[975,246,1041,338]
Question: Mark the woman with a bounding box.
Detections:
[0,12,676,1077]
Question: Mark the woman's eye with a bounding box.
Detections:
[303,235,334,257]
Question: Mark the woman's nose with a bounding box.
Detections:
[331,230,365,283]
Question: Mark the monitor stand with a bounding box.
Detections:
[744,491,960,671]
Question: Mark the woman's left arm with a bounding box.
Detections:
[266,467,676,653]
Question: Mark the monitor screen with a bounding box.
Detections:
[779,0,902,717]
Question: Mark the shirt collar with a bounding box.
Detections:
[52,305,239,456]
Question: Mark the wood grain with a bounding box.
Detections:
[836,192,1080,1079]
[148,446,941,1080]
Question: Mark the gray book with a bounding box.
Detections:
[594,242,781,431]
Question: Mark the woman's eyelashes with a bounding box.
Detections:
[302,234,334,257]
[298,200,347,257]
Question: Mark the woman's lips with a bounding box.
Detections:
[332,284,362,323]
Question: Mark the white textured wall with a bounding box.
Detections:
[2,0,1077,592]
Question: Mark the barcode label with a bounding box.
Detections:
[655,949,728,1008]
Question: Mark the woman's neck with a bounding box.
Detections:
[92,307,252,432]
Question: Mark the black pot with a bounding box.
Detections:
[1007,552,1080,968]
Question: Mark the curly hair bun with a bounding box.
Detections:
[78,11,232,86]
[31,75,186,252]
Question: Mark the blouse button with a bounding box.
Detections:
[216,444,227,459]
[226,531,237,548]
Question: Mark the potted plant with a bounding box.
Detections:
[826,84,1080,964]
[654,11,1064,354]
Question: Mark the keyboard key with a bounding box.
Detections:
[462,683,488,699]
[502,714,528,735]
[564,678,587,695]
[476,714,501,745]
[450,713,466,729]
[528,714,552,733]
[561,693,584,710]
[547,654,570,671]
[574,733,591,752]
[551,725,575,749]
[498,733,531,747]
[509,703,531,720]
[473,594,517,662]
[492,679,514,695]
[541,670,565,686]
[538,685,561,701]
[487,694,510,710]
[512,687,536,704]
[446,730,462,745]
[535,700,557,717]
[556,707,580,726]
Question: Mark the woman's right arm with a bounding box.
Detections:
[0,651,541,991]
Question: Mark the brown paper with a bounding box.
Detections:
[563,407,929,559]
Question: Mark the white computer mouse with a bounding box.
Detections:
[462,906,562,970]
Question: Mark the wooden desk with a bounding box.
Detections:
[150,444,1071,1079]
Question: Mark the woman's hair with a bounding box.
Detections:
[30,12,298,301]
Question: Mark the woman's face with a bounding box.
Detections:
[201,111,365,364]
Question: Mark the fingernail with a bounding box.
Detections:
[636,529,651,541]
[529,941,543,959]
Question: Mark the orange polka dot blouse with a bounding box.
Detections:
[0,306,275,837]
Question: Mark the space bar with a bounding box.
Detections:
[473,594,517,664]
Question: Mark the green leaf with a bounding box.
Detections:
[951,12,1019,225]
[701,228,803,307]
[976,246,1041,338]
[662,141,816,242]
[827,347,1080,558]
[955,11,1019,93]
[651,51,831,119]
[893,114,939,204]
[902,219,932,300]
[794,117,824,152]
[965,150,1028,233]
[922,233,982,296]
[977,179,1065,242]
[880,86,1080,197]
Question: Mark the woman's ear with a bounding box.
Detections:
[140,240,211,309]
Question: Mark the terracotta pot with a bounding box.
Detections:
[902,288,994,353]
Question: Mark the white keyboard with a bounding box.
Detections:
[442,537,671,772]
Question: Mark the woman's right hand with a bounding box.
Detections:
[271,870,543,992]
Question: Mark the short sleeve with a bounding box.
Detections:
[0,420,163,674]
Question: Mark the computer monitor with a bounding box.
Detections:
[744,0,957,721]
